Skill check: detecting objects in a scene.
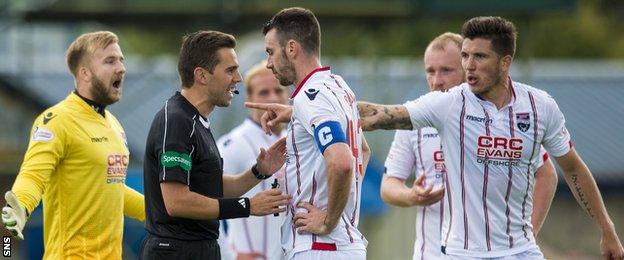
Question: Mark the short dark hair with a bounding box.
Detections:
[262,7,320,56]
[177,30,236,88]
[461,16,517,58]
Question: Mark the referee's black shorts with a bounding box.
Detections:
[140,233,221,260]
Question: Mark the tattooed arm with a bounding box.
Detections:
[555,148,624,259]
[357,101,413,131]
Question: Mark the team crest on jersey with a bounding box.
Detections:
[305,88,320,100]
[516,113,531,132]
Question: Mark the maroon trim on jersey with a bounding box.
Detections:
[505,106,516,248]
[291,67,331,99]
[291,123,302,195]
[509,77,517,102]
[481,108,492,251]
[310,171,317,205]
[543,152,549,162]
[420,206,427,260]
[342,216,355,243]
[459,90,469,250]
[417,129,427,178]
[311,242,337,251]
[242,219,255,252]
[521,92,540,242]
[443,159,454,247]
[417,129,427,259]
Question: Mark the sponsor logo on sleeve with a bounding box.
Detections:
[32,127,54,141]
[160,151,192,171]
[305,88,320,100]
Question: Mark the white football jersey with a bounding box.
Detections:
[384,127,547,260]
[217,118,286,260]
[404,81,571,258]
[385,127,446,259]
[283,67,367,259]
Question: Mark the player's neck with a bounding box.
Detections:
[294,57,322,87]
[482,77,511,110]
[181,87,214,118]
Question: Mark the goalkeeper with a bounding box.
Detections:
[1,31,144,259]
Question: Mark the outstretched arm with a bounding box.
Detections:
[357,101,413,131]
[555,148,623,259]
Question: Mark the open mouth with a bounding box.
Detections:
[112,79,122,89]
[467,75,478,85]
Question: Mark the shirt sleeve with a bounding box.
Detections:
[384,130,416,180]
[156,112,195,185]
[403,90,455,131]
[294,86,342,136]
[217,134,256,175]
[12,110,67,214]
[123,186,145,221]
[541,95,572,157]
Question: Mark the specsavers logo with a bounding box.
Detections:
[160,151,192,171]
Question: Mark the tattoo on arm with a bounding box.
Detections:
[358,102,412,131]
[571,173,595,218]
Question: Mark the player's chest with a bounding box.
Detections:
[65,120,129,183]
[70,120,128,153]
[453,102,544,161]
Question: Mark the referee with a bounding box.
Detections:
[141,30,290,259]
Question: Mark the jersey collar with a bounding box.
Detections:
[67,92,109,119]
[290,66,330,99]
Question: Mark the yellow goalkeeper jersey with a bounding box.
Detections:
[12,92,144,259]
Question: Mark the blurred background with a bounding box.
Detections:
[1,0,623,259]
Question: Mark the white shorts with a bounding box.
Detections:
[443,247,544,260]
[291,249,366,260]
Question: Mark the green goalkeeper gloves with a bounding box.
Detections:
[2,191,27,240]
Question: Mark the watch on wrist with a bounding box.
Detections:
[251,164,270,180]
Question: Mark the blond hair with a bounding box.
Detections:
[425,32,463,54]
[244,61,272,95]
[66,31,119,77]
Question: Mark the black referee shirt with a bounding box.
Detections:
[143,91,224,240]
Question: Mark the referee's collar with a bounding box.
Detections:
[290,66,330,99]
[198,114,210,129]
[174,91,211,129]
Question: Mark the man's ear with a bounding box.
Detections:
[501,55,513,73]
[78,66,92,82]
[286,39,298,59]
[193,67,210,85]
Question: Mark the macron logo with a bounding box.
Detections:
[238,198,247,208]
[305,88,320,100]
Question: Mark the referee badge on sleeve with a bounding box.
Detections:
[32,127,54,141]
[160,151,192,171]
